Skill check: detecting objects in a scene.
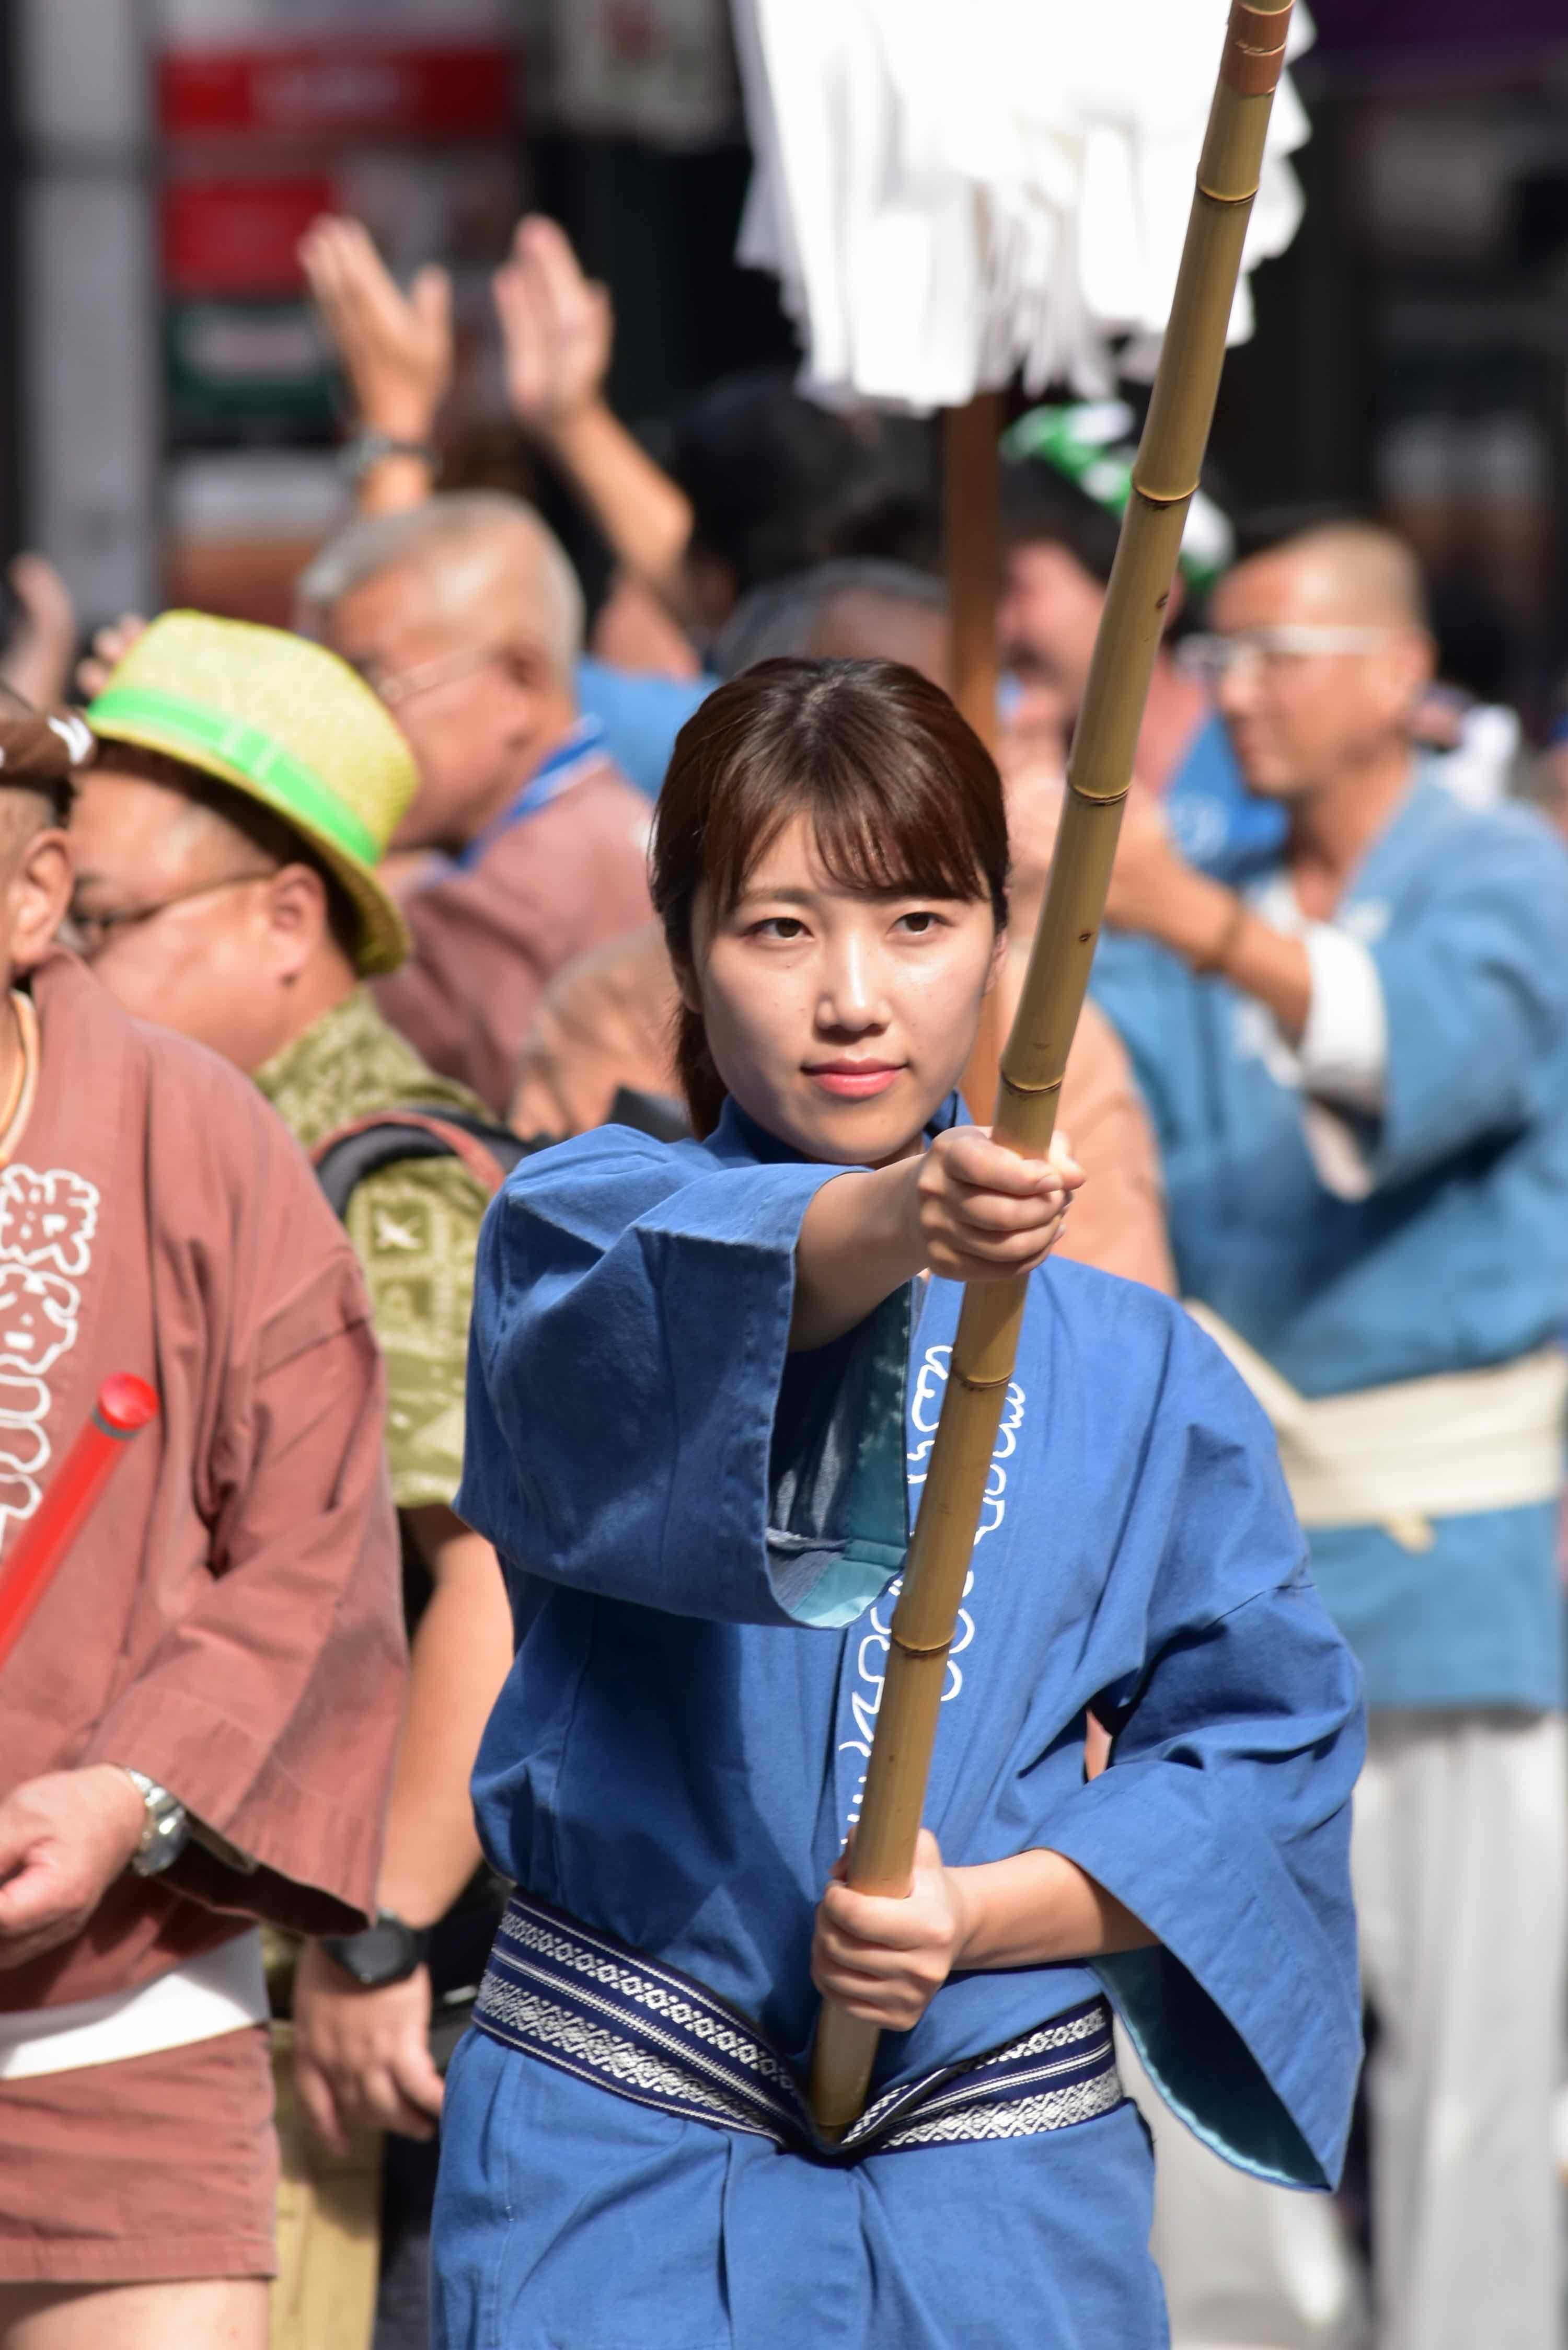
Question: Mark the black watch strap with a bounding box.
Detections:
[319,1910,429,1988]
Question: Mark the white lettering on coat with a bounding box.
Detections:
[839,1342,1025,1838]
[0,1167,99,1544]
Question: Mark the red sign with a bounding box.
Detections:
[159,41,517,139]
[163,177,337,296]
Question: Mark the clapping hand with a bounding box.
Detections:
[0,556,78,712]
[493,215,615,445]
[76,611,148,702]
[299,214,453,442]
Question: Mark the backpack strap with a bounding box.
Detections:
[311,1108,539,1222]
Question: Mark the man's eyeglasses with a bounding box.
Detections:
[353,644,511,709]
[68,870,273,961]
[1177,625,1393,687]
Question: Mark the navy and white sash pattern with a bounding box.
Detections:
[473,1892,1124,2163]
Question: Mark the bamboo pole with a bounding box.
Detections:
[811,0,1296,2137]
[945,391,1007,1117]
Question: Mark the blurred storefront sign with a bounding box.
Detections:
[164,177,337,295]
[165,305,336,435]
[158,42,516,140]
[154,0,518,135]
[164,447,347,627]
[147,0,524,618]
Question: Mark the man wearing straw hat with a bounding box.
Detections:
[0,683,406,2348]
[1092,519,1568,2350]
[71,612,520,2350]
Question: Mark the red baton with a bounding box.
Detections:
[0,1375,159,1673]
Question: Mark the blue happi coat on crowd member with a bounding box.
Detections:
[1165,708,1285,883]
[433,1100,1364,2350]
[1092,768,1568,1714]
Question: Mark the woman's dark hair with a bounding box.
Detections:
[650,658,1009,1136]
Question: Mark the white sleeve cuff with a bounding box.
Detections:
[1299,925,1387,1115]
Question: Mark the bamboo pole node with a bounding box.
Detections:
[997,1073,1064,1099]
[1130,478,1202,508]
[1196,175,1264,205]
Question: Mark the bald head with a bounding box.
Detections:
[1227,522,1431,634]
[298,491,584,685]
[1210,521,1435,803]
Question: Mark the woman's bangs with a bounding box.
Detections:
[720,756,989,912]
[806,771,989,904]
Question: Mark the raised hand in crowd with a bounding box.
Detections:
[494,215,695,618]
[0,554,78,712]
[299,213,453,515]
[493,213,613,446]
[76,609,149,701]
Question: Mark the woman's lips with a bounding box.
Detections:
[805,1062,903,1100]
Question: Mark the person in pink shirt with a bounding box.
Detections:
[0,692,405,2350]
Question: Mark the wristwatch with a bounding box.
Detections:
[339,430,441,485]
[320,1910,430,1988]
[120,1768,190,1877]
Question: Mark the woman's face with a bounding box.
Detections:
[684,811,1005,1166]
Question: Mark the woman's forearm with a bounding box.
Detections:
[951,1848,1156,1971]
[789,1162,921,1351]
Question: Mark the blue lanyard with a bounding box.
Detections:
[452,720,606,873]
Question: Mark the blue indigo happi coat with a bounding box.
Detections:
[434,1099,1363,2350]
[1092,772,1568,1711]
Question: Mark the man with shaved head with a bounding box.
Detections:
[1092,521,1568,2350]
[298,492,652,1112]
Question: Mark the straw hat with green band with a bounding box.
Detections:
[86,610,418,975]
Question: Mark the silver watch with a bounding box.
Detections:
[120,1768,190,1877]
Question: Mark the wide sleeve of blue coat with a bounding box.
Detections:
[1370,804,1568,1189]
[457,1125,909,1627]
[1037,1312,1365,2190]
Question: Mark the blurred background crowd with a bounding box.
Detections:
[3,0,1568,757]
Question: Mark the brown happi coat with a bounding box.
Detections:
[0,950,405,2011]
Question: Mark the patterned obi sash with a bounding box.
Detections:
[473,1892,1124,2164]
